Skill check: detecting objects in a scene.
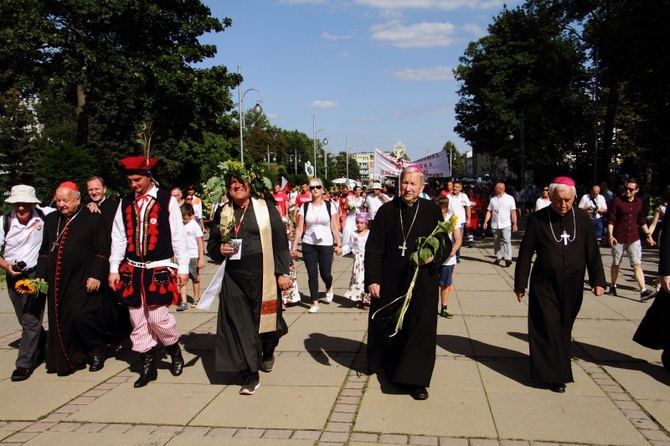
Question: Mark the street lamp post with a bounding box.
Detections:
[290,150,301,173]
[319,149,332,180]
[312,115,329,178]
[266,145,276,163]
[570,67,599,185]
[237,65,263,164]
[506,109,525,186]
[345,137,357,182]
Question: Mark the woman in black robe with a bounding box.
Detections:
[207,172,292,395]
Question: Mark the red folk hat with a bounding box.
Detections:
[119,155,157,176]
[551,176,575,187]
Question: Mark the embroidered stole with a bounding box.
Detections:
[254,198,278,334]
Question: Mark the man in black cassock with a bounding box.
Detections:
[37,182,124,375]
[365,165,449,401]
[514,176,606,393]
[633,203,670,371]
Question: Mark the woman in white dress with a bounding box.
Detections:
[341,186,364,246]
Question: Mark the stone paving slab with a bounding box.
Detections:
[190,385,341,430]
[1,229,669,445]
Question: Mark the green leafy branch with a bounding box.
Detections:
[372,213,457,337]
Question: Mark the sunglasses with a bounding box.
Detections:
[543,188,549,191]
[310,185,322,190]
[626,187,637,192]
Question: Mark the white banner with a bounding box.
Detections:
[372,148,451,179]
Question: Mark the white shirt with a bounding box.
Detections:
[487,193,516,229]
[443,211,459,266]
[183,219,203,258]
[448,192,471,225]
[110,185,189,274]
[535,197,551,211]
[341,229,369,256]
[365,194,384,220]
[578,193,607,219]
[0,210,45,268]
[299,201,337,246]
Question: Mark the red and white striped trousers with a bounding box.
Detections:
[128,304,180,353]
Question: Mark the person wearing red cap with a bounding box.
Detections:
[37,182,127,375]
[365,165,450,401]
[108,156,190,388]
[514,176,606,393]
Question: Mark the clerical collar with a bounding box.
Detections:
[402,198,419,207]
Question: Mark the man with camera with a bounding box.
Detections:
[0,185,52,381]
[578,184,608,245]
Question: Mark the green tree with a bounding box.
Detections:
[0,89,40,191]
[454,2,588,185]
[443,141,465,177]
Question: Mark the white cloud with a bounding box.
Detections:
[322,32,351,41]
[392,66,453,82]
[279,0,327,4]
[461,22,486,37]
[370,21,457,48]
[311,100,340,110]
[355,0,505,10]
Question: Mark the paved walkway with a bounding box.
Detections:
[1,223,669,445]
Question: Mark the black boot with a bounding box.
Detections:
[134,350,157,388]
[165,342,184,376]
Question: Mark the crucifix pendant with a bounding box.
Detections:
[399,241,408,256]
[561,230,569,246]
[50,241,59,252]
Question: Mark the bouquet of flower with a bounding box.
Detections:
[219,211,236,243]
[372,213,458,337]
[15,278,48,296]
[347,197,357,213]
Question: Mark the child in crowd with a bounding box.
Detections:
[435,196,462,318]
[341,212,370,308]
[178,203,205,311]
[281,216,301,308]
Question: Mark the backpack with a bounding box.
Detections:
[2,208,46,240]
[303,200,335,236]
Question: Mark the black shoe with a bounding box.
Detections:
[608,286,617,296]
[549,383,566,393]
[261,355,275,373]
[165,342,184,376]
[239,378,260,395]
[640,289,656,301]
[493,259,500,265]
[134,351,158,388]
[505,259,513,267]
[11,367,31,382]
[411,386,429,400]
[89,353,105,372]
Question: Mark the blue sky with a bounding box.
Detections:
[198,0,519,161]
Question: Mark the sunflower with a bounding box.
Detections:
[15,279,36,295]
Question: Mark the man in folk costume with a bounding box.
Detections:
[206,161,292,395]
[108,155,189,388]
[365,165,450,401]
[514,177,606,393]
[37,182,125,375]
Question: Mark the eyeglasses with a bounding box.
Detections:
[310,185,322,190]
[626,187,636,192]
[543,188,549,191]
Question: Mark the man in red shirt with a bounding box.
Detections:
[272,183,289,218]
[293,183,311,224]
[607,177,656,300]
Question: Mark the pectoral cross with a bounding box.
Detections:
[399,241,408,256]
[50,241,59,252]
[561,230,570,246]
